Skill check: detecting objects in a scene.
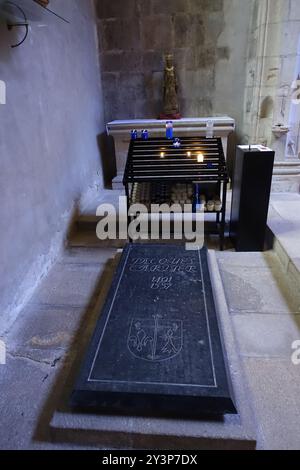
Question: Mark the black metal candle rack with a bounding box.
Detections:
[123,137,229,250]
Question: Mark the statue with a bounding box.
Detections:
[159,54,181,120]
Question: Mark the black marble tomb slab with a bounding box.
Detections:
[71,244,237,417]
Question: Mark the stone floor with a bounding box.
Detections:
[0,191,300,450]
[0,247,119,450]
[217,251,300,450]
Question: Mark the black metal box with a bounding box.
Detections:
[230,145,275,252]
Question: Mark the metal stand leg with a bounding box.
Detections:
[125,184,132,243]
[216,181,221,227]
[220,182,227,251]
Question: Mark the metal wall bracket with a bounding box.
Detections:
[6,1,28,48]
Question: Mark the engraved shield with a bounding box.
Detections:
[127,315,183,362]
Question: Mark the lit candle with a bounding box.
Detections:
[197,153,204,163]
[160,152,165,158]
[187,151,191,157]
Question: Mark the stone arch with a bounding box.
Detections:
[260,96,274,119]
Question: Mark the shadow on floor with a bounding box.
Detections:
[33,252,120,447]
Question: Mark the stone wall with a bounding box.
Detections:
[275,0,300,160]
[0,0,105,330]
[95,0,253,135]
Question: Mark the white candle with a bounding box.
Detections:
[197,153,204,163]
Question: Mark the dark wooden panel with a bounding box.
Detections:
[230,146,275,251]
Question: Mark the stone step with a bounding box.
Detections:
[273,169,300,176]
[73,211,231,248]
[268,195,300,308]
[274,161,300,168]
[69,231,127,249]
[271,175,300,193]
[68,226,233,252]
[76,212,229,229]
[70,206,231,249]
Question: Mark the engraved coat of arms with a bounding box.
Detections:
[128,315,183,362]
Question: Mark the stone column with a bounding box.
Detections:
[243,0,300,191]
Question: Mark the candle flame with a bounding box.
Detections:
[187,151,191,157]
[160,152,165,158]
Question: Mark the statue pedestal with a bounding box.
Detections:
[159,113,182,120]
[107,117,235,190]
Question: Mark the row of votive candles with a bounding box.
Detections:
[131,183,222,212]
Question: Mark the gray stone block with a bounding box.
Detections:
[243,357,300,450]
[96,0,136,19]
[189,0,224,13]
[61,248,117,266]
[197,97,213,115]
[204,12,225,43]
[136,0,152,16]
[179,97,212,117]
[152,0,187,15]
[102,73,142,121]
[174,14,205,48]
[100,19,140,51]
[180,98,200,117]
[142,51,164,72]
[179,70,214,99]
[141,16,174,50]
[114,96,136,120]
[69,231,127,249]
[174,48,197,71]
[103,95,121,123]
[134,99,161,119]
[232,313,300,358]
[290,0,300,20]
[6,305,83,366]
[144,71,164,101]
[119,73,145,101]
[218,254,300,315]
[101,72,118,102]
[101,52,142,73]
[217,251,274,268]
[217,46,230,60]
[248,36,258,60]
[0,356,56,450]
[287,258,300,294]
[197,47,217,68]
[28,263,105,309]
[4,251,118,367]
